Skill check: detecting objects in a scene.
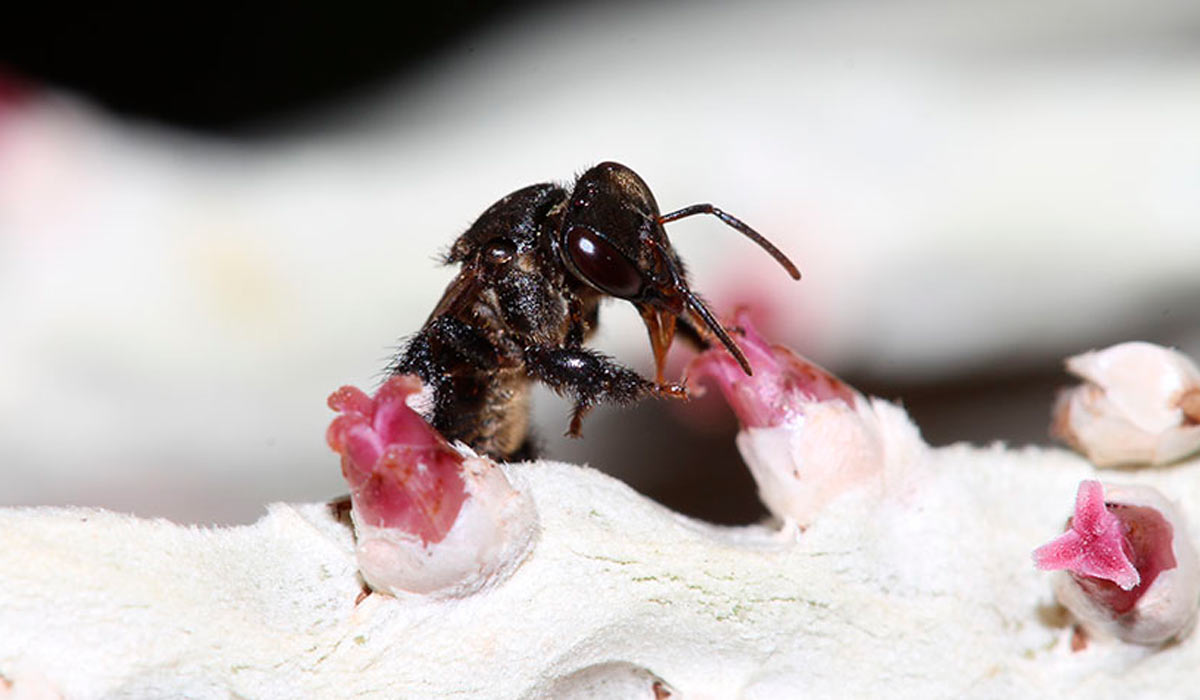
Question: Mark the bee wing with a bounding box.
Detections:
[425,269,486,323]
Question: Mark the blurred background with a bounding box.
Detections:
[2,0,1198,525]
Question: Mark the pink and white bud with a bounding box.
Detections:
[686,312,919,528]
[326,376,536,597]
[1053,342,1200,467]
[1033,480,1200,645]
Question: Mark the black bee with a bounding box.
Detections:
[392,162,800,461]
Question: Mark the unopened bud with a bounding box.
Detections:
[327,376,536,597]
[1053,342,1200,467]
[687,312,921,528]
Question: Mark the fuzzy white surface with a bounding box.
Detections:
[3,442,1199,698]
[4,0,1200,525]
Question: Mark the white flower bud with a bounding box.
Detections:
[1053,342,1200,467]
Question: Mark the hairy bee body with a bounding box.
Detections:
[392,164,799,461]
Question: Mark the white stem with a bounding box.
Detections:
[3,446,1200,698]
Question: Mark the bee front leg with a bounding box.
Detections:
[523,345,658,438]
[563,295,601,348]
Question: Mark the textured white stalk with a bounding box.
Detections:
[4,446,1200,698]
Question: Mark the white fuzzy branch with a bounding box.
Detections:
[3,441,1200,698]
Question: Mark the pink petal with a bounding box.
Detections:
[326,376,468,544]
[1033,481,1141,591]
[327,385,374,417]
[1071,480,1113,537]
[342,421,385,481]
[687,310,857,428]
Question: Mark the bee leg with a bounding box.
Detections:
[523,345,657,437]
[391,317,504,452]
[392,316,502,418]
[567,403,593,438]
[393,316,499,379]
[564,295,600,348]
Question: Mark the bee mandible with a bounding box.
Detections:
[391,162,800,461]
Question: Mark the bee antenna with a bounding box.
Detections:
[658,203,801,280]
[683,290,754,376]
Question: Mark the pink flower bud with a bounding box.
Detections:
[1033,480,1200,644]
[326,376,536,597]
[686,311,857,430]
[327,376,467,544]
[686,312,920,528]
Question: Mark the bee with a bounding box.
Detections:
[392,162,800,461]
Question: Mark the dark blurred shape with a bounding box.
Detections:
[0,1,546,132]
[549,399,769,526]
[855,367,1068,449]
[0,70,34,106]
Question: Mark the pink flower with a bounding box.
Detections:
[326,376,536,597]
[326,375,467,545]
[685,311,923,529]
[686,310,856,429]
[1034,480,1198,644]
[1032,480,1150,596]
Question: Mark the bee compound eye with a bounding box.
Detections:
[564,226,644,298]
[484,239,516,265]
